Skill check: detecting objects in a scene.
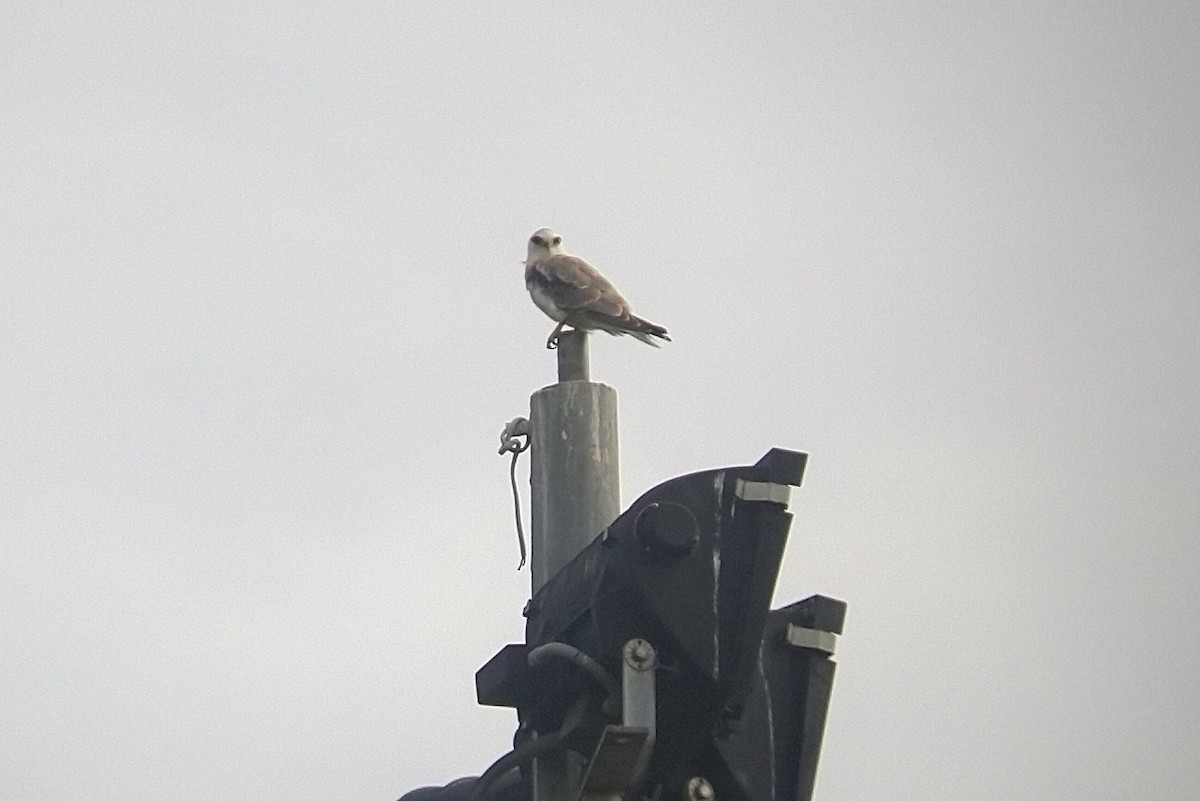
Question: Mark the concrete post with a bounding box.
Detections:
[528,330,621,595]
[529,329,621,799]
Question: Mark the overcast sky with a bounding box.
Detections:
[3,3,1198,800]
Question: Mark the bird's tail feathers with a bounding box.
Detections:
[628,315,670,347]
[631,331,663,347]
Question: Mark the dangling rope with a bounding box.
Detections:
[497,417,531,569]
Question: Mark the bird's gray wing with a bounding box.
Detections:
[528,254,630,318]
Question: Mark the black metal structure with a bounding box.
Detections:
[400,449,844,801]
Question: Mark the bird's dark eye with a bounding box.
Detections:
[551,236,561,246]
[531,235,544,246]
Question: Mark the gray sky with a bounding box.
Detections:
[3,3,1198,800]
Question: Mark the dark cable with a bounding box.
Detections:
[466,697,589,801]
[465,729,565,801]
[526,642,619,698]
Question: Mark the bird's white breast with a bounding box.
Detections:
[528,282,567,322]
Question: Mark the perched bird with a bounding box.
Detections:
[524,227,671,350]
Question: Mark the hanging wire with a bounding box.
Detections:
[497,417,531,569]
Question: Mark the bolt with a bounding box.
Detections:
[624,638,655,670]
[686,776,714,801]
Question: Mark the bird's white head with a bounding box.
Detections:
[527,227,565,263]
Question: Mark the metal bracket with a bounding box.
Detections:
[734,479,792,507]
[785,623,838,655]
[578,639,657,801]
[621,638,656,734]
[579,726,651,801]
